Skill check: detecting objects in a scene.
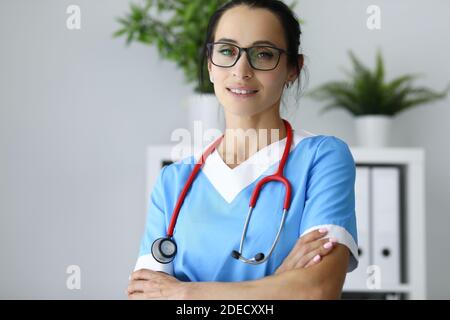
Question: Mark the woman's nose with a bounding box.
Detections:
[232,51,254,78]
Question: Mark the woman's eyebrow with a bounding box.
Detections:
[216,38,278,47]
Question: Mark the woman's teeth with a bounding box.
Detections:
[229,88,258,94]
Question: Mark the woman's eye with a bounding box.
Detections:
[219,48,236,56]
[257,52,274,59]
[252,47,275,60]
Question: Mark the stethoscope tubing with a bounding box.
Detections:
[234,120,293,264]
[236,208,289,264]
[166,134,224,237]
[154,119,293,265]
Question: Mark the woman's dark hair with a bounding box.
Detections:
[199,0,306,102]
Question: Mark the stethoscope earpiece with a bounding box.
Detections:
[151,237,177,264]
[231,250,241,260]
[231,250,265,263]
[254,253,265,262]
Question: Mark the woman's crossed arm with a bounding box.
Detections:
[127,229,349,300]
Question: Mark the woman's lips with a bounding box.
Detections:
[226,88,259,99]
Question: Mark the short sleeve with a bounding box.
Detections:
[299,136,359,272]
[133,165,174,275]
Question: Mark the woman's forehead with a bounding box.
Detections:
[214,6,286,48]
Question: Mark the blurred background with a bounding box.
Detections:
[0,0,449,299]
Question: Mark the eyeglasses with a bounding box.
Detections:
[206,42,290,71]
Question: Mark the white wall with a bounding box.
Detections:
[297,0,450,299]
[0,0,449,299]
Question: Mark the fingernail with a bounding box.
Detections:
[313,255,321,262]
[329,237,338,243]
[319,228,328,233]
[324,242,333,249]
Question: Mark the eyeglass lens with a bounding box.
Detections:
[210,43,280,70]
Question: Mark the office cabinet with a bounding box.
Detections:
[342,148,426,300]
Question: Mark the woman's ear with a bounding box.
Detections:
[287,54,304,83]
[208,62,214,83]
[299,53,304,70]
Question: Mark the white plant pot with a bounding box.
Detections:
[355,115,393,147]
[185,93,223,135]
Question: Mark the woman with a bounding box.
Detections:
[127,0,358,299]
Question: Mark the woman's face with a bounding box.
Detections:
[208,5,298,118]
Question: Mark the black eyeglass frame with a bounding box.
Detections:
[206,42,291,71]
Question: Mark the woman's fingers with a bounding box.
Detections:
[128,291,166,300]
[304,257,319,268]
[288,238,332,268]
[131,269,155,281]
[127,269,185,300]
[275,238,337,274]
[127,279,158,294]
[298,228,329,245]
[275,229,329,274]
[128,292,147,300]
[304,254,322,269]
[298,238,338,269]
[275,228,340,274]
[285,229,330,264]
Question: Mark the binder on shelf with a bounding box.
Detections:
[344,166,371,290]
[371,167,401,288]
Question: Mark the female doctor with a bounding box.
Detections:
[127,0,358,300]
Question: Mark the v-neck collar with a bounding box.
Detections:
[200,128,316,204]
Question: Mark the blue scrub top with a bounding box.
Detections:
[134,129,359,282]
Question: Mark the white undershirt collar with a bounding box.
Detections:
[201,129,315,203]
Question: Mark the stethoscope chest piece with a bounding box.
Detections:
[151,237,177,264]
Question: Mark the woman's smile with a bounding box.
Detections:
[226,87,259,99]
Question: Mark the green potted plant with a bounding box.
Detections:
[306,50,449,147]
[113,0,299,133]
[113,0,227,132]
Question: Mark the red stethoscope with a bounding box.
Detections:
[151,119,293,265]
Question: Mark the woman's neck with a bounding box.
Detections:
[217,111,287,169]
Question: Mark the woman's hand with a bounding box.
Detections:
[127,269,188,300]
[275,228,337,275]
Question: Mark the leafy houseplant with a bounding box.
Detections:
[114,0,229,132]
[113,0,228,94]
[307,50,449,147]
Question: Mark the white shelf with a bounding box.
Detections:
[349,147,424,164]
[345,147,426,300]
[344,284,411,293]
